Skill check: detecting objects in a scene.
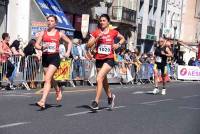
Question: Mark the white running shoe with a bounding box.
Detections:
[108,94,115,110]
[161,89,166,95]
[153,88,159,95]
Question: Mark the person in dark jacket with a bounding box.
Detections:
[188,57,195,66]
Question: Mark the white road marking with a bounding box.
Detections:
[132,91,153,94]
[3,94,31,97]
[65,106,126,117]
[182,95,200,99]
[0,122,31,129]
[179,106,200,110]
[140,99,174,105]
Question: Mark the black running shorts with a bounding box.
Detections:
[95,58,115,68]
[42,53,61,68]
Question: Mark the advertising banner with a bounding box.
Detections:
[54,59,72,81]
[177,65,200,80]
[31,21,47,38]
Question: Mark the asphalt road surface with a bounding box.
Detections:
[0,81,200,134]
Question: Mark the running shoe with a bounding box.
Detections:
[108,94,115,110]
[161,88,166,95]
[90,101,99,110]
[152,88,159,95]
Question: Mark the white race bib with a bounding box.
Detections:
[156,56,162,63]
[43,42,56,53]
[97,44,111,55]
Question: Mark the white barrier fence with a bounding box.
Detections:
[1,55,179,90]
[177,65,200,80]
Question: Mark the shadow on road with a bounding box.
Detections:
[29,103,62,111]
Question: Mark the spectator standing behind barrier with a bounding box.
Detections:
[0,33,15,90]
[71,38,84,80]
[152,38,173,95]
[24,39,42,89]
[10,40,25,56]
[188,57,195,66]
[34,15,72,109]
[87,14,125,110]
[194,58,200,66]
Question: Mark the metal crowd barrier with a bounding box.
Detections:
[0,54,178,90]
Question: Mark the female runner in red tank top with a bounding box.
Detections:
[35,15,72,109]
[87,14,125,110]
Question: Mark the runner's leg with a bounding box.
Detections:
[95,63,112,103]
[38,65,57,105]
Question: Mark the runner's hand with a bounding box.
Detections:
[113,44,119,50]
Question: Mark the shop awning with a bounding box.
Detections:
[35,0,75,36]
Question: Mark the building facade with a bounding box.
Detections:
[110,0,137,51]
[162,0,183,40]
[58,0,137,51]
[137,0,165,53]
[4,0,74,45]
[180,0,200,43]
[178,0,200,64]
[0,0,9,36]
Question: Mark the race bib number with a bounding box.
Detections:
[97,44,111,55]
[43,42,56,53]
[156,56,162,63]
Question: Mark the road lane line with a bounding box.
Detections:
[179,106,200,110]
[3,94,31,97]
[35,88,96,94]
[65,106,126,117]
[140,99,174,105]
[182,95,200,99]
[0,122,31,129]
[132,91,153,94]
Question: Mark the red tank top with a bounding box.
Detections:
[91,29,119,60]
[42,30,60,54]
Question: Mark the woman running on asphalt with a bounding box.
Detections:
[35,15,72,109]
[87,14,125,110]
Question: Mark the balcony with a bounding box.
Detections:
[147,25,155,35]
[111,6,136,26]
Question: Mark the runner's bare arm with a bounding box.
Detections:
[117,33,125,45]
[35,31,44,50]
[60,32,72,58]
[113,33,125,50]
[86,36,96,48]
[165,47,173,57]
[87,32,104,48]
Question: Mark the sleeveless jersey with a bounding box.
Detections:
[91,29,118,60]
[154,46,168,65]
[42,30,60,54]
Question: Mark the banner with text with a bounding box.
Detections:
[177,65,200,80]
